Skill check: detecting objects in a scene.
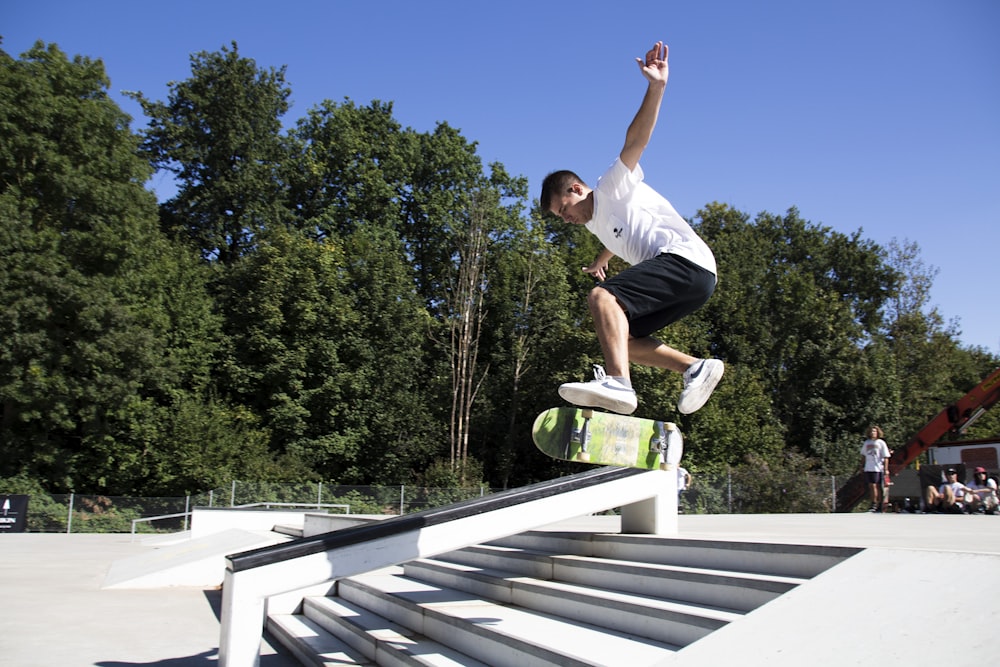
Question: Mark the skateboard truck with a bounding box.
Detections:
[571,408,594,462]
[649,421,668,453]
[650,421,682,470]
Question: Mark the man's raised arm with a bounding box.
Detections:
[620,41,669,171]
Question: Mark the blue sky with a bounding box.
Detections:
[6,0,999,353]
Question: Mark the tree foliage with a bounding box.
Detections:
[0,42,285,493]
[129,42,291,264]
[3,41,997,501]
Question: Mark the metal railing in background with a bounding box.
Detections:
[10,473,854,534]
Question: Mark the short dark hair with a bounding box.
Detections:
[540,170,586,213]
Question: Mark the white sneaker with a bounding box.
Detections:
[677,359,724,414]
[559,365,637,415]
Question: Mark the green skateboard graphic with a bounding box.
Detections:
[532,407,683,470]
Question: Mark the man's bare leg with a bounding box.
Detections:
[588,286,631,380]
[577,285,722,415]
[627,336,695,373]
[556,286,638,414]
[628,328,724,415]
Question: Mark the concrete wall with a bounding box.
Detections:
[303,513,393,537]
[191,508,319,539]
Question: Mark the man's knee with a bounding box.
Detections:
[588,286,623,312]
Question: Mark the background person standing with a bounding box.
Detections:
[860,426,890,512]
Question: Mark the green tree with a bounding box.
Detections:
[130,42,291,264]
[146,394,309,494]
[218,224,440,484]
[0,42,225,493]
[286,99,406,239]
[476,209,582,487]
[694,204,896,475]
[882,238,969,441]
[443,166,529,481]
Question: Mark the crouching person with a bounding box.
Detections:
[924,468,970,513]
[964,467,998,514]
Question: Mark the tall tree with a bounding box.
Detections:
[130,42,291,264]
[694,204,896,474]
[477,207,589,486]
[0,42,224,492]
[218,223,440,484]
[447,192,491,473]
[882,238,993,444]
[286,99,405,239]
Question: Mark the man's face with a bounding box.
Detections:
[549,183,593,225]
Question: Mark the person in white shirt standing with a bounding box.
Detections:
[541,40,723,416]
[860,425,891,512]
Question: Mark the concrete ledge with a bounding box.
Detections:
[192,507,331,539]
[302,513,392,537]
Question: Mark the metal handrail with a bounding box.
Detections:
[129,502,351,542]
[130,511,193,542]
[230,502,350,512]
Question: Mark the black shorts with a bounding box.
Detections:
[599,253,716,338]
[864,471,884,485]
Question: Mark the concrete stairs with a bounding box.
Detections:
[266,529,856,666]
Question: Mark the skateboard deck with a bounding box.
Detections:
[532,407,682,470]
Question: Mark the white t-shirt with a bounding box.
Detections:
[860,438,890,472]
[587,158,717,274]
[939,481,968,501]
[677,467,689,492]
[968,477,998,499]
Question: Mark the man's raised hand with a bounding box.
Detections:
[636,41,669,84]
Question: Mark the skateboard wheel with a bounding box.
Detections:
[581,409,593,419]
[576,451,591,463]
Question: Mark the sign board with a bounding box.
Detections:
[0,495,29,533]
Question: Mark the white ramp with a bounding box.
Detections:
[103,528,289,589]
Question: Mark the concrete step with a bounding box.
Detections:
[436,543,805,612]
[337,570,677,667]
[302,595,489,666]
[274,524,305,538]
[267,612,371,666]
[402,557,737,648]
[490,530,860,578]
[267,530,860,666]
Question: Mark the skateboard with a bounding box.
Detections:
[532,407,682,470]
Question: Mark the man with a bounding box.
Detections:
[860,426,890,512]
[964,466,998,514]
[924,468,971,513]
[677,466,691,497]
[541,41,723,415]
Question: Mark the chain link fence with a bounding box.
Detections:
[13,482,497,534]
[679,471,840,515]
[9,473,848,534]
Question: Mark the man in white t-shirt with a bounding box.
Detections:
[541,41,723,416]
[860,426,891,512]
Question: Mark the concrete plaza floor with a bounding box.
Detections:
[1,512,998,666]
